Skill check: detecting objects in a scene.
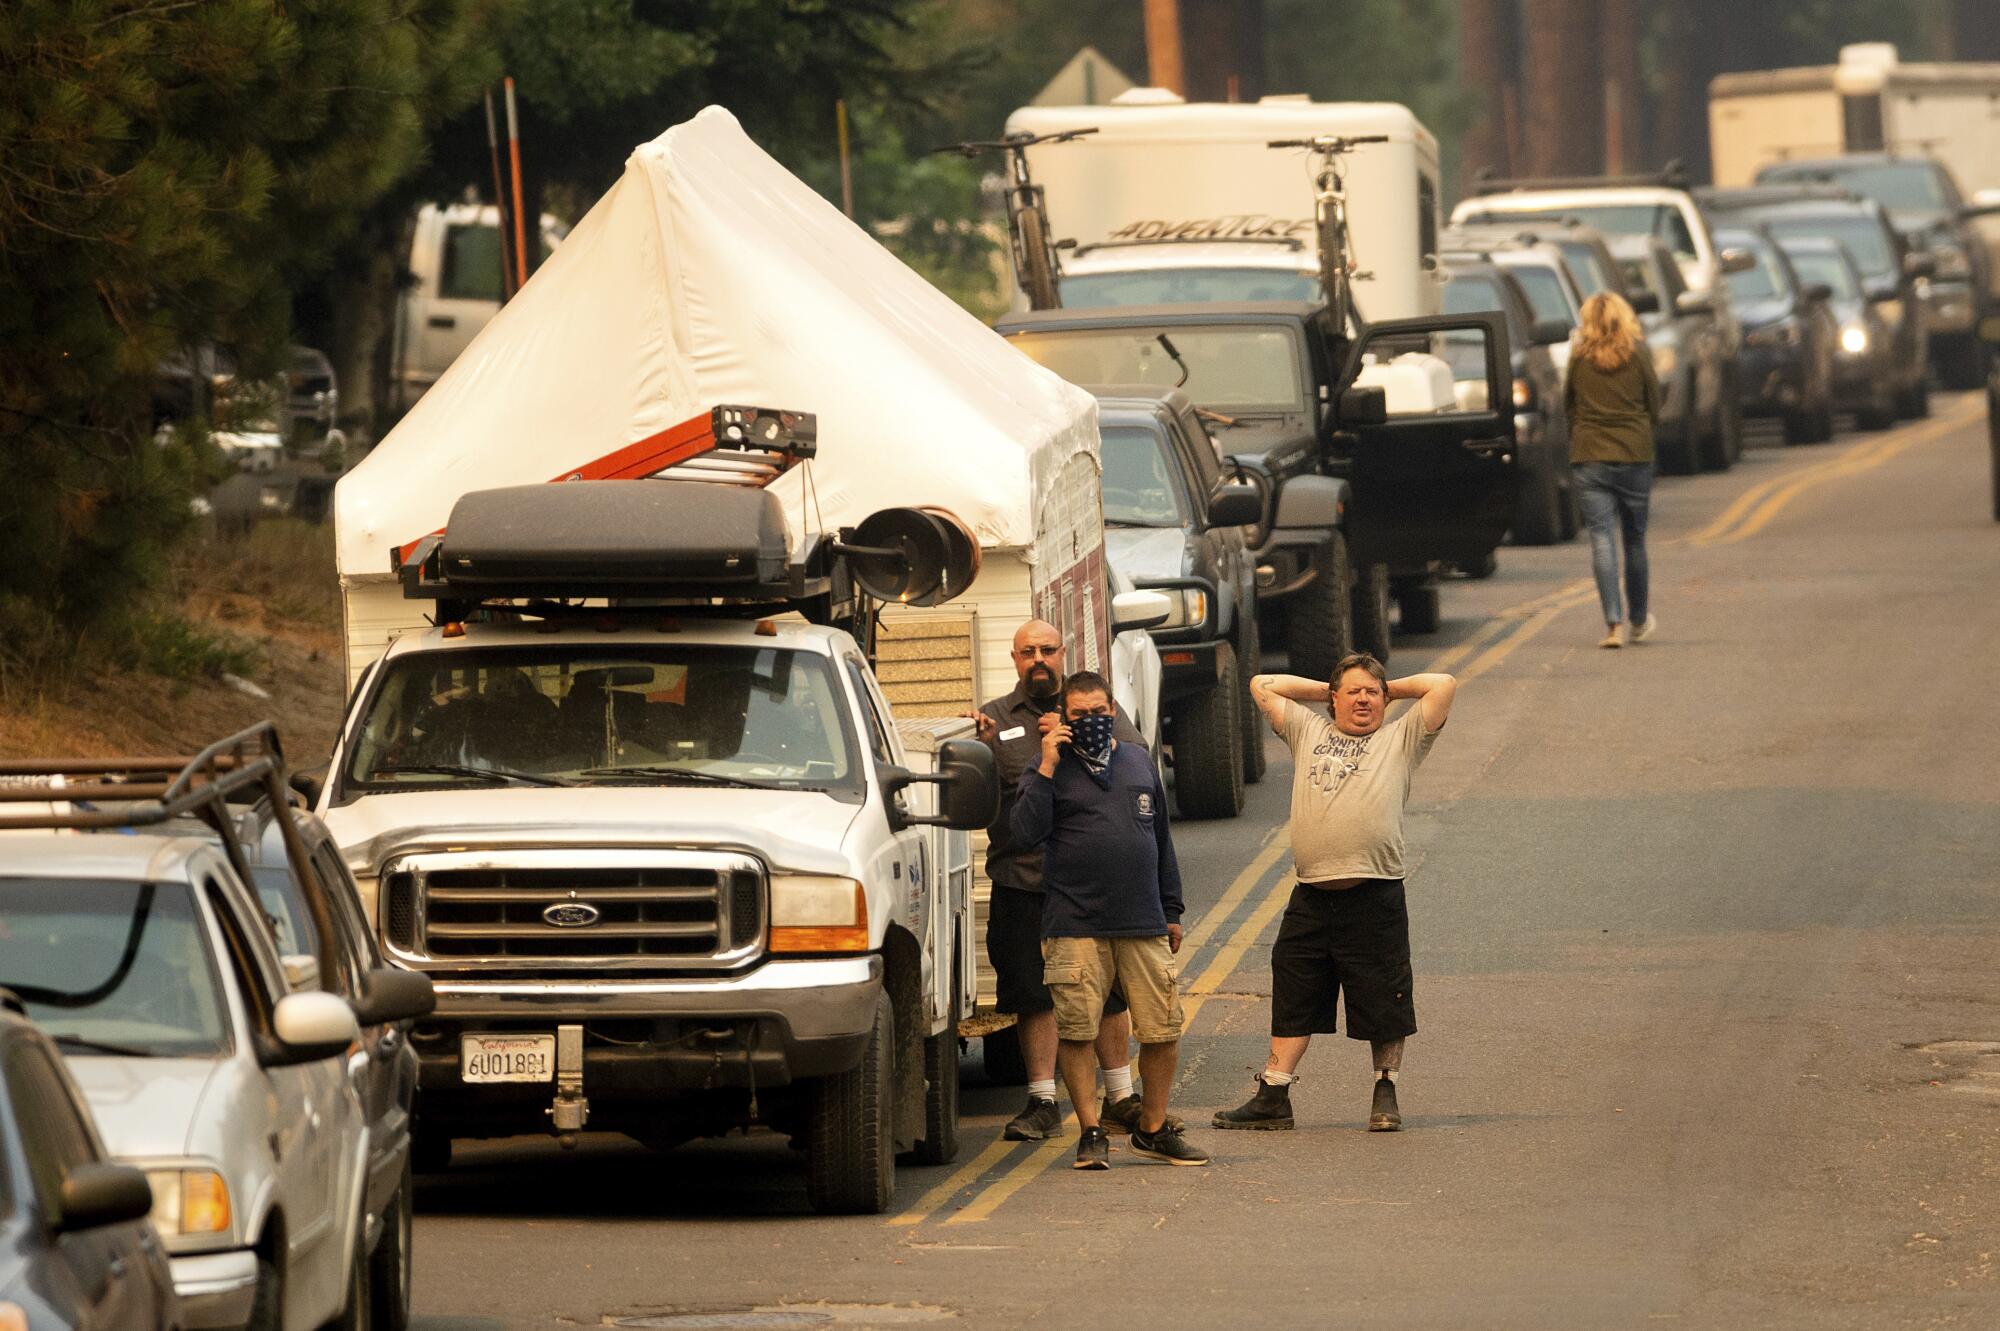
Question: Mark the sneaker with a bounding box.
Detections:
[1630,613,1658,644]
[1099,1094,1184,1136]
[1073,1125,1110,1170]
[1599,626,1624,649]
[1368,1075,1402,1132]
[1212,1077,1295,1131]
[1129,1123,1210,1166]
[1004,1096,1062,1142]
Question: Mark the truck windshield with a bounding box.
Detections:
[1007,326,1307,413]
[340,645,861,795]
[0,880,232,1058]
[1766,162,1948,213]
[1099,425,1191,527]
[1501,263,1576,324]
[1473,204,1697,265]
[1758,216,1894,280]
[1781,249,1859,300]
[1553,242,1613,296]
[1061,267,1320,307]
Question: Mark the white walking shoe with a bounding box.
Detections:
[1630,613,1658,644]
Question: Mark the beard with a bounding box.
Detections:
[1024,664,1059,699]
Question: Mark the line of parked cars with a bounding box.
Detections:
[0,729,433,1331]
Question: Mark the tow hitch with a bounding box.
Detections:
[546,1023,589,1147]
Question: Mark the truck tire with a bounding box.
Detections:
[1237,611,1266,785]
[911,992,961,1166]
[1697,376,1737,472]
[1169,642,1245,820]
[1397,583,1441,636]
[1511,455,1563,545]
[1937,335,1984,391]
[806,992,895,1214]
[981,1024,1026,1086]
[1350,563,1392,664]
[1284,530,1352,681]
[1655,400,1699,475]
[1460,550,1498,580]
[411,1123,450,1174]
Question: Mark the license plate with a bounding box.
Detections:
[460,1034,554,1083]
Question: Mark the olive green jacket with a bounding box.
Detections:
[1565,346,1661,465]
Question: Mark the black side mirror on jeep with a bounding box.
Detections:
[1206,484,1262,527]
[886,739,999,832]
[1337,385,1388,426]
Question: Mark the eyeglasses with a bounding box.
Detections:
[1013,645,1063,659]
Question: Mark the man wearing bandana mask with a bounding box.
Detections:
[1012,671,1204,1170]
[971,619,1150,1142]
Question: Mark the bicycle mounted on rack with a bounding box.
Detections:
[939,127,1098,310]
[1266,134,1389,333]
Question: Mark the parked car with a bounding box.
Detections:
[1697,185,1931,421]
[0,1001,181,1330]
[1090,385,1264,817]
[1773,236,1898,429]
[1711,224,1838,444]
[1756,152,1991,388]
[1607,234,1730,475]
[1438,255,1575,544]
[0,732,418,1331]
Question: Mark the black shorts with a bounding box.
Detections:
[1269,879,1415,1042]
[987,885,1128,1018]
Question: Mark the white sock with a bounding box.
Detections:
[1100,1065,1134,1101]
[1261,1068,1298,1086]
[1027,1078,1057,1103]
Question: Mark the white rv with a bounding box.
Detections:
[1006,92,1445,322]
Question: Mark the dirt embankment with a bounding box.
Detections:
[0,521,349,768]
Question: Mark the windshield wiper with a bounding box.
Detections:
[52,1033,157,1058]
[577,766,783,790]
[372,763,576,788]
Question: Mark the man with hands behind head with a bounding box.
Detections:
[1214,653,1455,1135]
[1012,671,1206,1171]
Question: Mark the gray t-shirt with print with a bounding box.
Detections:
[1278,698,1439,883]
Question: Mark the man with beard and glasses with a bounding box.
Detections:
[1013,671,1204,1170]
[970,619,1151,1141]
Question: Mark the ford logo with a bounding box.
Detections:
[541,902,602,928]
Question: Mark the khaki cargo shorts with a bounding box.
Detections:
[1041,934,1185,1044]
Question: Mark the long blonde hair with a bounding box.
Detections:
[1574,291,1643,371]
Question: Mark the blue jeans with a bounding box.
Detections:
[1574,462,1652,626]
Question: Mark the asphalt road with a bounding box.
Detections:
[408,396,2000,1331]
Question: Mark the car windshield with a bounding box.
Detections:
[1782,248,1859,299]
[1769,162,1948,213]
[1720,238,1789,301]
[1062,267,1320,307]
[1553,242,1613,296]
[1502,263,1575,324]
[1099,425,1189,528]
[0,880,231,1058]
[341,645,860,793]
[1760,216,1894,278]
[1007,325,1308,412]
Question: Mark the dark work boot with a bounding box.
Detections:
[1368,1074,1401,1132]
[1004,1096,1061,1141]
[1211,1077,1295,1131]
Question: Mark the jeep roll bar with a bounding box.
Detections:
[0,724,343,988]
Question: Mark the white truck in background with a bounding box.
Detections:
[1004,91,1447,323]
[388,203,567,413]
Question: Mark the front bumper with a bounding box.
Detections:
[1152,638,1227,706]
[170,1249,260,1329]
[412,955,883,1119]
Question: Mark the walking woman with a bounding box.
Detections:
[1565,291,1660,648]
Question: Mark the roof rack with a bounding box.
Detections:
[1470,161,1691,194]
[1068,236,1307,258]
[1694,183,1865,210]
[0,724,341,986]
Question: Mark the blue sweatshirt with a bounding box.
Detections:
[1010,742,1184,939]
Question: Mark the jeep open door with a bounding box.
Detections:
[1333,312,1520,567]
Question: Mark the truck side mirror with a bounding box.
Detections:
[1205,484,1262,527]
[1675,290,1716,316]
[1111,590,1173,632]
[1337,385,1388,426]
[886,740,999,832]
[1803,281,1834,303]
[1627,291,1660,316]
[1720,248,1757,275]
[1529,319,1573,347]
[354,966,435,1026]
[58,1163,156,1234]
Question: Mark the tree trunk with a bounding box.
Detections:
[1143,0,1186,95]
[1521,0,1602,177]
[1182,0,1264,102]
[1459,0,1517,192]
[1600,0,1643,172]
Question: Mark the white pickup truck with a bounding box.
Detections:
[319,473,1000,1214]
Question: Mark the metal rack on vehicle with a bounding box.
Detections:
[1471,163,1694,194]
[0,723,343,986]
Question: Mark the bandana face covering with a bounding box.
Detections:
[1066,713,1117,788]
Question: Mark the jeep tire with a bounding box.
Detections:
[1284,530,1352,682]
[1397,583,1441,636]
[1351,562,1393,664]
[1170,641,1245,820]
[807,992,895,1214]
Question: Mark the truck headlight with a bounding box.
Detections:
[146,1167,232,1237]
[1839,324,1869,355]
[769,875,869,953]
[1155,587,1208,631]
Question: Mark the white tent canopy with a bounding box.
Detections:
[336,106,1097,582]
